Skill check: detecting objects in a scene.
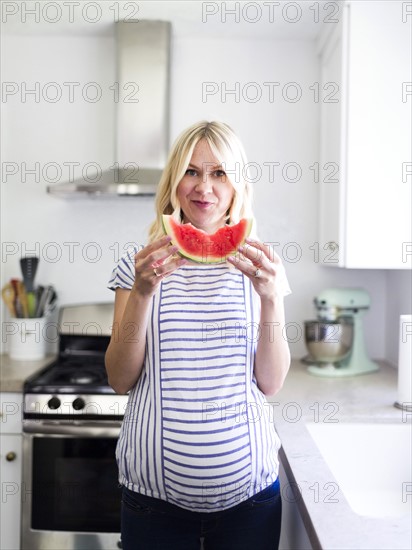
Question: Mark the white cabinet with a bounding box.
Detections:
[279,455,313,550]
[319,0,411,269]
[0,392,23,550]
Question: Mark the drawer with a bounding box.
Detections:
[0,393,23,434]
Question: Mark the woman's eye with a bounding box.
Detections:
[185,169,197,176]
[214,170,226,178]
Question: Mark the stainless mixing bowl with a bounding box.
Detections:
[304,319,354,364]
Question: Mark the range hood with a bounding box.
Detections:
[48,20,171,197]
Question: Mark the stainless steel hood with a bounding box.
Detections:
[48,20,171,197]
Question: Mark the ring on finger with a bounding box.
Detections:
[254,268,262,278]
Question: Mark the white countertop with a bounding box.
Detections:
[273,360,411,550]
[0,353,56,392]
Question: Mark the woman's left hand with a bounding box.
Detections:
[227,238,284,300]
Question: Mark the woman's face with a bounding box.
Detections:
[176,139,235,234]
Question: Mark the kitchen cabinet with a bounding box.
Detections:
[279,456,313,550]
[0,392,23,550]
[318,0,411,269]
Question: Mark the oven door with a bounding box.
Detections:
[22,420,123,550]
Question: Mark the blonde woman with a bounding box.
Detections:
[106,121,291,550]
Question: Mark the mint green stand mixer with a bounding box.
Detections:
[303,288,379,377]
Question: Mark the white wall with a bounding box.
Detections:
[1,17,390,362]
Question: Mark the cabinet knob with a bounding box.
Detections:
[6,451,17,462]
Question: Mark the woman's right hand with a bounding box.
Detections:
[132,235,186,297]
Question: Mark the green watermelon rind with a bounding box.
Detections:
[162,215,253,264]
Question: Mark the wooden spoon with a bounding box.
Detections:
[2,284,17,317]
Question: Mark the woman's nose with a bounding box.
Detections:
[195,173,213,193]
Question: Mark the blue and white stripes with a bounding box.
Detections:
[109,250,282,512]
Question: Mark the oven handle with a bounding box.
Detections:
[23,419,122,437]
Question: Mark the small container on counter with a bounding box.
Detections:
[396,314,412,411]
[6,317,47,360]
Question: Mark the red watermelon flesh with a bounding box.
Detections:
[162,215,252,264]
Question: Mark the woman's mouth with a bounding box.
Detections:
[192,200,213,209]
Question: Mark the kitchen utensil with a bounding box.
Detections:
[303,288,379,377]
[304,319,353,365]
[43,294,57,317]
[27,294,36,318]
[34,286,48,318]
[42,287,56,317]
[10,279,24,317]
[34,286,44,316]
[34,285,56,318]
[20,257,39,291]
[2,283,17,317]
[20,257,39,317]
[16,281,29,318]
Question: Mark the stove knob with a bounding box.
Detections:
[72,397,85,411]
[48,396,61,410]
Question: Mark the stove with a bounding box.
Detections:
[23,303,128,420]
[21,303,127,550]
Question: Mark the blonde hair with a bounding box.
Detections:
[148,120,256,243]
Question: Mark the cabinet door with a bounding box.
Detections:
[319,17,346,267]
[0,434,22,550]
[344,0,411,268]
[319,1,411,269]
[278,458,313,550]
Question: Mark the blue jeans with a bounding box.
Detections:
[121,478,282,550]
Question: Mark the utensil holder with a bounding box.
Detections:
[7,317,47,360]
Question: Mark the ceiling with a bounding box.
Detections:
[2,0,336,40]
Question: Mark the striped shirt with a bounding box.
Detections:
[108,246,291,512]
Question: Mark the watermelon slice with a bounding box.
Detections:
[162,215,252,264]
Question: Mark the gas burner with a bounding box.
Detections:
[23,358,113,396]
[69,371,99,385]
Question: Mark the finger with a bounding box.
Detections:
[227,254,259,278]
[140,245,179,271]
[135,235,172,261]
[152,257,187,278]
[238,243,268,267]
[244,238,281,264]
